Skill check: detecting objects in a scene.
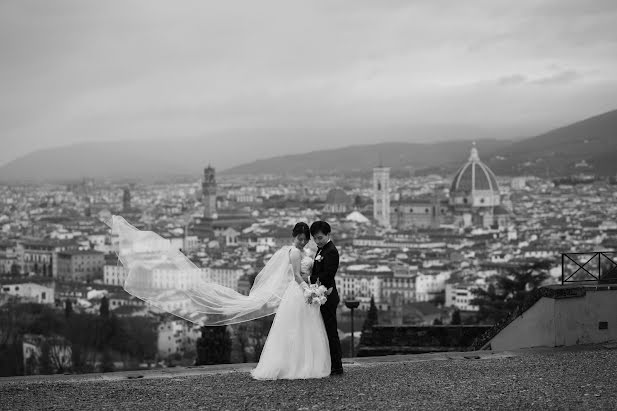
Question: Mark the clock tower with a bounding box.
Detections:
[202,165,218,220]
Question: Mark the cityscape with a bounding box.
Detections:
[3,0,617,408]
[2,140,617,376]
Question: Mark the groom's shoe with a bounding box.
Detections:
[330,368,344,376]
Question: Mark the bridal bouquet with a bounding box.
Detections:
[303,281,328,306]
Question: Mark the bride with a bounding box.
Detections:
[108,217,331,380]
[251,222,330,380]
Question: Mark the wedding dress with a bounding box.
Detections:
[251,251,331,380]
[106,215,330,379]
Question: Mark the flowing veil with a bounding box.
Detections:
[107,215,294,325]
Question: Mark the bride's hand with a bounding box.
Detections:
[326,287,333,295]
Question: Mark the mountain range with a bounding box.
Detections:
[225,109,617,177]
[0,109,616,183]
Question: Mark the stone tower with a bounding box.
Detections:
[202,165,218,220]
[373,166,390,227]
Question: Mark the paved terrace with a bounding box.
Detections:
[2,344,617,410]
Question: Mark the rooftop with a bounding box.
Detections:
[2,344,616,410]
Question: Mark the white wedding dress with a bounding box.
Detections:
[251,251,331,380]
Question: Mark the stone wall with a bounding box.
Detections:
[357,325,492,357]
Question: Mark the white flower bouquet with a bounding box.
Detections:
[303,280,328,306]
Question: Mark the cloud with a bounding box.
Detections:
[1,0,617,165]
[497,69,582,87]
[497,74,528,86]
[531,70,582,85]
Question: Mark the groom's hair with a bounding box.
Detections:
[310,221,331,236]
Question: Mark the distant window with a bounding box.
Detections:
[41,292,46,300]
[15,286,19,291]
[463,198,468,204]
[377,182,381,191]
[480,198,485,204]
[425,208,429,213]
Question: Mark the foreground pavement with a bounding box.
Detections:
[2,344,617,410]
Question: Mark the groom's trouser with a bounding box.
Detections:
[321,303,343,371]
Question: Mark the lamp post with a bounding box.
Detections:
[344,299,360,357]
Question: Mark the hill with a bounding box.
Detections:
[483,109,617,176]
[221,109,617,178]
[0,125,513,183]
[1,109,615,182]
[222,139,510,177]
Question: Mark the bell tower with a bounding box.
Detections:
[202,165,218,220]
[373,166,390,227]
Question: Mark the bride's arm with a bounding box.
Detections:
[289,248,308,288]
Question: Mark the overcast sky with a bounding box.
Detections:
[1,0,616,166]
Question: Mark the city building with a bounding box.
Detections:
[103,263,127,286]
[54,250,105,281]
[445,283,479,312]
[0,241,19,275]
[157,320,201,359]
[415,271,451,302]
[1,282,55,304]
[17,240,56,277]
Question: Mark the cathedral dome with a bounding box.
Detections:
[326,188,351,205]
[450,145,499,193]
[450,144,500,208]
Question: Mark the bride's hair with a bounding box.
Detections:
[292,222,310,238]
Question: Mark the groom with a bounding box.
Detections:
[310,221,344,376]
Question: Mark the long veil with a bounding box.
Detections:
[107,215,293,325]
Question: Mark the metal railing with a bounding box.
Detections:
[561,252,617,284]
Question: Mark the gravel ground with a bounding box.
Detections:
[2,347,617,410]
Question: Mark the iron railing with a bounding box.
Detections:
[561,252,617,284]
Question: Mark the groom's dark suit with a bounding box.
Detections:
[310,240,343,373]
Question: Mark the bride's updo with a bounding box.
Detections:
[292,222,310,239]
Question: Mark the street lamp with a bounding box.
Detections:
[344,299,360,357]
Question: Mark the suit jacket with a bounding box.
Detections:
[310,240,340,307]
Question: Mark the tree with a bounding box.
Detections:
[451,310,462,325]
[362,296,379,332]
[99,297,109,318]
[100,348,115,373]
[24,353,39,375]
[471,260,551,324]
[39,341,54,375]
[600,256,617,284]
[430,291,446,307]
[250,317,273,362]
[195,326,232,365]
[64,299,73,319]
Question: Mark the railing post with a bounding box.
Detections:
[598,252,602,282]
[561,253,565,285]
